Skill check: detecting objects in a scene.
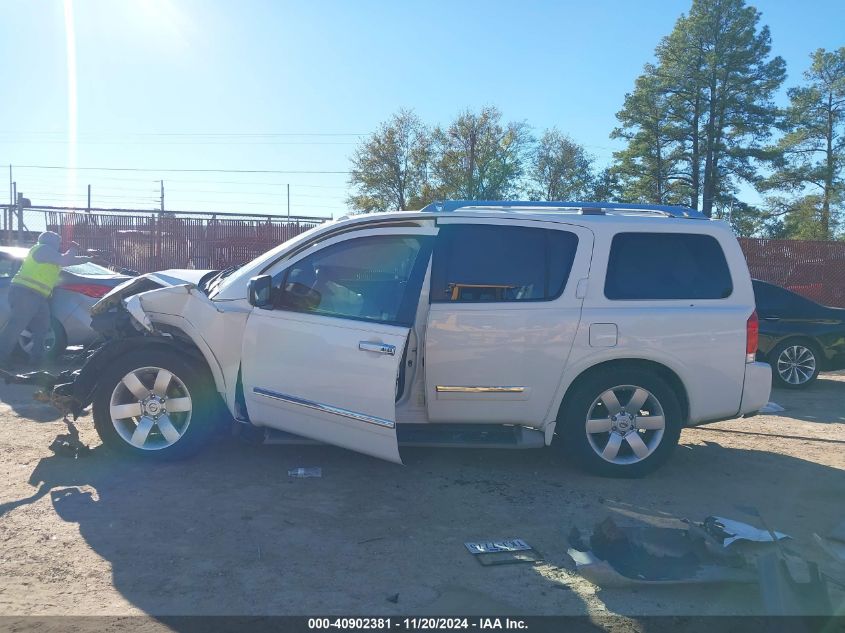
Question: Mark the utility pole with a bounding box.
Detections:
[87,184,91,212]
[11,181,16,245]
[287,183,290,220]
[16,190,23,245]
[7,165,11,237]
[160,180,165,213]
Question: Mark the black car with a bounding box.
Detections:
[752,279,845,388]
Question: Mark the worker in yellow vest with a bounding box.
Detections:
[0,232,92,366]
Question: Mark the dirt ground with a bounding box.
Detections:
[0,369,843,619]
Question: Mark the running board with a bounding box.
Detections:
[262,424,545,449]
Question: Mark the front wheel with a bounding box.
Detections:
[92,347,217,460]
[557,367,682,477]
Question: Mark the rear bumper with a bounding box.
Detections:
[739,361,772,416]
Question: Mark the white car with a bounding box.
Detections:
[58,201,771,477]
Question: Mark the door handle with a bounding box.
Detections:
[359,341,396,355]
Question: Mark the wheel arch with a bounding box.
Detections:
[768,335,825,367]
[72,334,221,410]
[554,358,690,427]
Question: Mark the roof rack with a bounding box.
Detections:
[419,200,707,220]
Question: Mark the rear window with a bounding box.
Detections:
[63,262,116,276]
[430,224,579,303]
[604,232,732,300]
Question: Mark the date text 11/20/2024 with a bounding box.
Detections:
[307,618,528,630]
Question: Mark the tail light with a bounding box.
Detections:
[60,283,111,299]
[746,310,759,363]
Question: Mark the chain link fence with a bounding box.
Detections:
[2,206,327,273]
[3,206,845,307]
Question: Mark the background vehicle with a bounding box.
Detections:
[0,246,134,358]
[57,201,771,478]
[752,279,845,389]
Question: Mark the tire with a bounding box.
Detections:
[557,366,683,478]
[16,318,68,361]
[92,347,217,460]
[769,339,821,389]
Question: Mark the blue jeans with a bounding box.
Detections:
[0,284,51,364]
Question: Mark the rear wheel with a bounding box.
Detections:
[557,367,682,477]
[770,340,820,389]
[92,348,217,459]
[17,319,67,361]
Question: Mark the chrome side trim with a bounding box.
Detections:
[435,385,526,394]
[253,387,395,429]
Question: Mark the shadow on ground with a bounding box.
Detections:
[3,427,844,620]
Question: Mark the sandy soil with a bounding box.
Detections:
[0,370,843,618]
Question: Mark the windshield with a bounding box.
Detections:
[63,262,119,276]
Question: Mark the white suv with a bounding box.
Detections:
[64,201,771,477]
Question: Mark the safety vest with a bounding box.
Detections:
[12,244,62,297]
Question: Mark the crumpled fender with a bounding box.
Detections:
[66,336,209,412]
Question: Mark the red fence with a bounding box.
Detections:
[739,238,845,307]
[22,210,845,309]
[43,209,326,273]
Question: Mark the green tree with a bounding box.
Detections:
[431,106,532,200]
[759,48,845,239]
[347,109,432,213]
[611,72,689,204]
[591,167,622,202]
[614,0,785,216]
[527,129,594,200]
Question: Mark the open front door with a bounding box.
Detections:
[240,226,436,463]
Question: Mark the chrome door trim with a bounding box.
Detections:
[435,385,526,394]
[358,341,396,355]
[253,387,395,429]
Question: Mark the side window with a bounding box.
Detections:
[271,234,432,326]
[604,232,733,300]
[430,225,579,303]
[0,257,19,278]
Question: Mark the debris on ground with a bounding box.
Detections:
[759,401,786,413]
[757,550,832,615]
[288,467,322,478]
[568,516,836,614]
[704,515,790,547]
[813,519,845,563]
[48,417,90,459]
[386,593,399,604]
[465,538,542,566]
[567,517,754,587]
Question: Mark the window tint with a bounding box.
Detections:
[753,280,822,315]
[431,225,579,303]
[604,233,732,300]
[272,234,432,325]
[0,256,19,278]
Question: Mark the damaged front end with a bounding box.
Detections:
[6,268,218,420]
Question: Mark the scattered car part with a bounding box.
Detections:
[288,467,322,478]
[704,516,791,547]
[567,517,756,587]
[465,539,541,566]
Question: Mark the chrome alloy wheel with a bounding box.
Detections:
[18,327,57,355]
[585,385,666,465]
[776,345,817,386]
[110,366,193,450]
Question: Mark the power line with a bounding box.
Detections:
[0,131,367,137]
[13,164,350,174]
[2,140,358,146]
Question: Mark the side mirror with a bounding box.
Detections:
[247,275,272,309]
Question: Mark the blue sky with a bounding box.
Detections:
[1,0,843,218]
